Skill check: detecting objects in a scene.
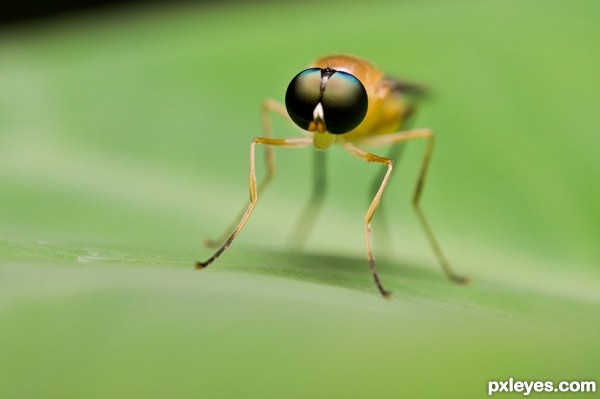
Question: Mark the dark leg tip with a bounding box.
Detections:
[451,275,471,285]
[381,290,392,300]
[195,261,207,270]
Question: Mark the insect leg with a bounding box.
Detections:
[368,95,422,256]
[410,131,469,284]
[369,142,406,255]
[205,100,293,248]
[342,142,394,298]
[197,136,312,268]
[359,129,469,284]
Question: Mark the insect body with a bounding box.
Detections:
[198,55,468,298]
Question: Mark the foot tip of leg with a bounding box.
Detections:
[453,275,471,285]
[195,262,207,270]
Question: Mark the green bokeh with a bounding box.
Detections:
[1,1,599,398]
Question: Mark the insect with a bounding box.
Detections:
[197,54,469,298]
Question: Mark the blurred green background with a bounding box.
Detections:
[1,0,599,398]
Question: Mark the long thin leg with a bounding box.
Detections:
[369,105,420,255]
[205,99,293,248]
[369,142,406,255]
[288,149,327,249]
[410,133,469,284]
[342,142,394,298]
[358,129,469,284]
[197,136,312,268]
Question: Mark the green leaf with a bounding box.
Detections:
[1,1,598,398]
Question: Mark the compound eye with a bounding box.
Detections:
[285,68,322,131]
[321,71,368,134]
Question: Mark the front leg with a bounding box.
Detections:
[342,142,394,299]
[359,129,469,285]
[197,136,312,268]
[204,99,294,248]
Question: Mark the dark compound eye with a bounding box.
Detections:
[285,68,322,131]
[320,71,368,134]
[285,68,368,134]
